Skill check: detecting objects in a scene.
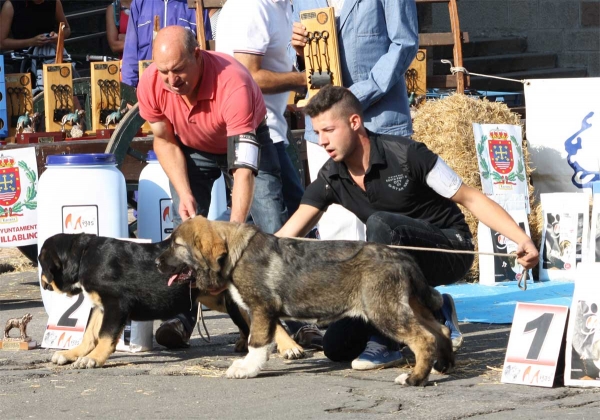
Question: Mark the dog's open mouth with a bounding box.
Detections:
[167,268,194,287]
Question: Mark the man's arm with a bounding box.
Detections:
[234,53,305,94]
[55,0,71,39]
[275,204,323,238]
[150,119,197,221]
[348,0,418,109]
[451,184,539,269]
[121,1,140,87]
[229,168,254,224]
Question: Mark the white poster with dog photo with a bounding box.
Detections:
[565,263,600,387]
[478,194,531,285]
[473,123,529,211]
[539,193,589,281]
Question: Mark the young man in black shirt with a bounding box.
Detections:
[276,85,539,370]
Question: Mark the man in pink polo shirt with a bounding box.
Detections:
[137,26,285,347]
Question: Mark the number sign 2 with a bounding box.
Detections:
[42,292,93,350]
[502,302,569,387]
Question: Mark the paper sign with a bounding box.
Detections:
[0,148,39,247]
[565,263,600,387]
[473,123,529,211]
[42,293,92,349]
[502,302,569,387]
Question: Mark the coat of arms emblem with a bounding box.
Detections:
[0,156,21,207]
[488,130,514,175]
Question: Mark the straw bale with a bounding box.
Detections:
[412,94,541,282]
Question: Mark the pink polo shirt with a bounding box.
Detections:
[137,51,267,154]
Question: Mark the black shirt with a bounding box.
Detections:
[301,131,470,234]
[9,0,57,41]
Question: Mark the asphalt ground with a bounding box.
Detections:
[2,261,600,420]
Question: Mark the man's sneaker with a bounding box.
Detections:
[351,338,404,371]
[440,294,463,352]
[292,324,324,350]
[155,318,191,349]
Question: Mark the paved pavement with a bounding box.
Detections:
[2,268,600,420]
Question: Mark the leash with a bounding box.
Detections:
[385,243,530,291]
[190,285,212,343]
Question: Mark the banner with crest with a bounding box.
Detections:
[0,148,38,246]
[473,123,529,211]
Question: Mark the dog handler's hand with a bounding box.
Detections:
[291,22,308,57]
[516,238,539,270]
[178,193,197,222]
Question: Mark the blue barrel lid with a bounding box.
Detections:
[147,150,158,161]
[46,153,116,166]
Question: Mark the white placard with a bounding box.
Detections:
[525,78,600,196]
[478,194,532,285]
[589,191,600,263]
[565,263,600,387]
[0,148,38,247]
[473,124,529,209]
[502,302,569,387]
[42,293,92,349]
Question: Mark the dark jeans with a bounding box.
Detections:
[274,141,304,218]
[322,211,475,362]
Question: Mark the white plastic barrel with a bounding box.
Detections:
[137,150,227,242]
[37,153,128,315]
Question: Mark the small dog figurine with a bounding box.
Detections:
[4,313,33,341]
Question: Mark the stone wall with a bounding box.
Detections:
[426,0,600,76]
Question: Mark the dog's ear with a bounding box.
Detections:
[193,218,227,272]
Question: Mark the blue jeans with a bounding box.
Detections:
[322,211,474,362]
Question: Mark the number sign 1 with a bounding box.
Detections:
[501,302,569,387]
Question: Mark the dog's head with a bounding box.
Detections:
[38,233,92,296]
[155,216,257,292]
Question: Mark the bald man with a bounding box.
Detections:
[137,26,287,347]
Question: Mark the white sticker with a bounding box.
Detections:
[426,158,463,198]
[235,141,259,170]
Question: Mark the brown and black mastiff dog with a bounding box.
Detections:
[156,216,454,386]
[39,233,305,369]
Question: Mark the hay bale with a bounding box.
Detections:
[412,94,540,282]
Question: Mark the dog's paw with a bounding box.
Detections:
[226,359,260,379]
[432,359,454,374]
[395,373,429,386]
[51,351,75,365]
[394,373,410,385]
[234,337,248,353]
[282,346,305,360]
[72,356,101,369]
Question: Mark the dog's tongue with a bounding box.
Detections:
[168,274,178,287]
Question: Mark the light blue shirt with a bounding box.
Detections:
[292,0,418,142]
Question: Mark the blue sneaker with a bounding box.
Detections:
[351,336,404,371]
[440,294,463,352]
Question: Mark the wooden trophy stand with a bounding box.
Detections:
[42,62,73,133]
[5,73,33,143]
[406,49,427,105]
[91,61,121,138]
[297,7,342,107]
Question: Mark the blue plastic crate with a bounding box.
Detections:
[476,90,524,107]
[0,55,4,80]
